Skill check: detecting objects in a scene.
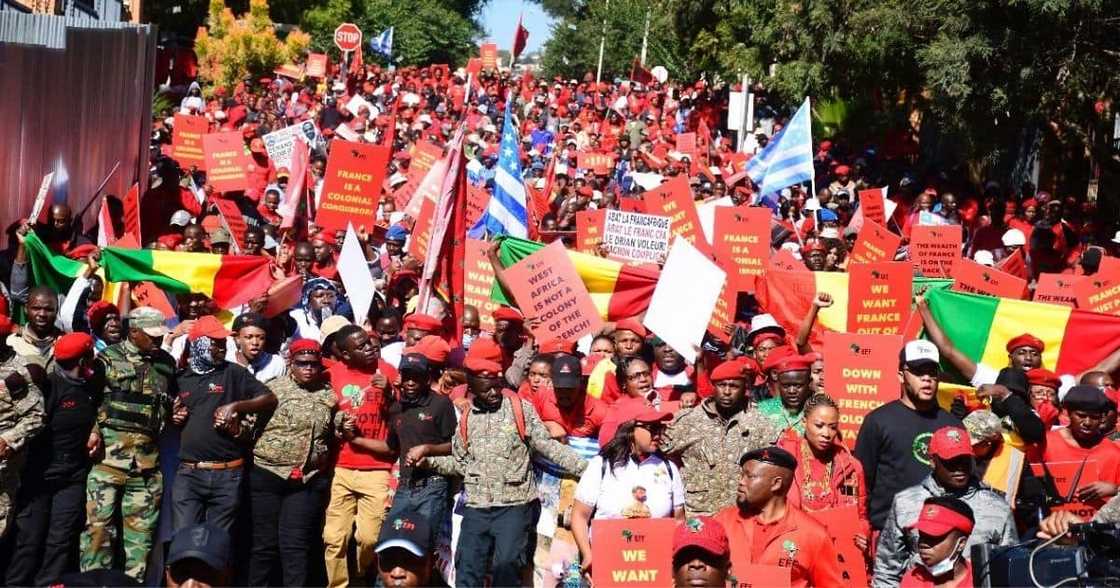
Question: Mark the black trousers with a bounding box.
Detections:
[5,476,87,586]
[455,500,540,588]
[247,465,330,587]
[172,464,243,532]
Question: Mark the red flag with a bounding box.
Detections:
[512,14,530,62]
[525,154,556,240]
[349,44,364,79]
[122,183,141,241]
[280,139,309,230]
[997,247,1030,280]
[419,130,469,342]
[96,195,117,247]
[630,57,653,85]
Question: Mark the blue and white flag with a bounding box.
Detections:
[747,97,814,196]
[370,27,393,59]
[468,98,528,239]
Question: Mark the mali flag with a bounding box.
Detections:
[100,248,273,309]
[490,236,659,321]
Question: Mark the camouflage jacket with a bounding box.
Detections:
[0,354,45,473]
[253,376,338,482]
[94,342,176,473]
[661,398,783,516]
[1096,495,1120,524]
[425,394,588,508]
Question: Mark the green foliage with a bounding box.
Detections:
[300,0,480,66]
[194,0,310,91]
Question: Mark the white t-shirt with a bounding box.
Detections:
[574,454,684,520]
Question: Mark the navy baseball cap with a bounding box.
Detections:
[398,353,430,378]
[376,514,431,557]
[166,523,230,571]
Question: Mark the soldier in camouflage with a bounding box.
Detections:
[0,315,46,539]
[80,306,176,581]
[661,359,782,516]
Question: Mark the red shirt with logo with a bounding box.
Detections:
[328,359,398,470]
[714,504,844,588]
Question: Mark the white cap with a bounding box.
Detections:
[170,210,193,226]
[747,313,786,343]
[820,227,840,240]
[901,340,940,369]
[803,197,821,211]
[973,250,995,266]
[1002,229,1026,247]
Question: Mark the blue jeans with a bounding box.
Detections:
[455,500,540,588]
[172,465,243,532]
[384,474,451,544]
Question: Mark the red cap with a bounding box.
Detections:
[188,315,232,342]
[1026,368,1060,390]
[673,516,730,558]
[407,335,451,364]
[466,337,503,363]
[801,239,827,255]
[631,407,674,425]
[1006,333,1044,353]
[538,339,575,354]
[492,306,524,323]
[312,230,337,246]
[54,332,94,361]
[289,338,321,355]
[928,426,972,460]
[66,244,99,261]
[911,503,974,537]
[464,357,502,375]
[403,313,442,332]
[614,319,647,339]
[750,331,785,348]
[834,165,851,176]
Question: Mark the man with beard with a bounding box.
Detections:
[10,286,63,367]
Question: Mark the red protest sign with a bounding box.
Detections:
[706,280,736,343]
[393,141,444,210]
[171,114,208,168]
[333,23,362,52]
[465,184,490,229]
[951,258,1028,299]
[577,152,616,175]
[465,57,482,80]
[131,282,176,320]
[590,518,676,587]
[1034,273,1082,307]
[504,240,603,343]
[675,132,696,154]
[306,53,329,78]
[824,332,903,447]
[847,262,911,335]
[713,206,770,293]
[770,248,807,272]
[123,183,141,241]
[643,175,707,254]
[212,197,248,251]
[618,197,646,214]
[464,239,501,333]
[814,506,870,586]
[202,132,251,193]
[480,43,499,69]
[849,219,900,264]
[909,225,962,278]
[858,188,886,225]
[1029,461,1104,516]
[576,209,606,253]
[317,141,391,233]
[264,274,303,318]
[1073,269,1120,315]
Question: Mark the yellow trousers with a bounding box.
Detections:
[322,468,391,588]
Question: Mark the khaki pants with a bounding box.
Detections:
[323,468,390,588]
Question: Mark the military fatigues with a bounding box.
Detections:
[80,342,175,581]
[0,354,45,538]
[661,398,783,516]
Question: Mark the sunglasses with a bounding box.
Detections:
[636,422,666,434]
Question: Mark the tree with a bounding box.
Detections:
[194,0,311,91]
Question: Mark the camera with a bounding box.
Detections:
[971,522,1120,587]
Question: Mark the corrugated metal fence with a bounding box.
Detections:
[0,12,155,234]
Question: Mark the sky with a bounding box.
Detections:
[479,0,555,54]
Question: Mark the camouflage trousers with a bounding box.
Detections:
[0,465,18,540]
[79,464,163,582]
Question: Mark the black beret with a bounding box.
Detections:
[739,446,797,470]
[1063,385,1111,413]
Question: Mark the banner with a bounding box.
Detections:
[172,114,208,168]
[602,210,671,263]
[1073,269,1120,315]
[847,262,911,335]
[577,152,616,175]
[824,332,903,446]
[464,239,502,333]
[316,141,391,233]
[503,240,603,343]
[262,121,318,171]
[849,219,900,264]
[909,225,962,278]
[642,175,706,255]
[306,53,328,78]
[1034,273,1082,307]
[465,184,490,229]
[645,238,725,363]
[712,206,770,292]
[951,259,1028,299]
[575,209,606,254]
[201,132,251,193]
[590,519,676,587]
[480,43,499,69]
[815,505,870,586]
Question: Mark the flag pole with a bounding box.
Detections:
[639,7,650,66]
[595,0,610,84]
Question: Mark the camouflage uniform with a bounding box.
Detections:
[79,340,175,581]
[661,397,783,516]
[0,354,45,539]
[1096,495,1120,524]
[252,375,338,480]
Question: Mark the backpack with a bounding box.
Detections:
[458,390,526,452]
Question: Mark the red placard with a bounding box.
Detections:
[577,152,616,175]
[847,262,912,335]
[858,188,886,226]
[1073,269,1120,315]
[1034,273,1082,307]
[618,197,646,214]
[465,57,482,80]
[824,332,903,446]
[264,274,303,318]
[814,506,870,586]
[408,197,437,262]
[713,206,770,293]
[590,518,676,587]
[576,209,606,253]
[306,53,328,78]
[706,280,736,343]
[480,43,499,69]
[465,185,490,229]
[909,225,962,278]
[849,219,901,264]
[643,175,707,254]
[333,23,362,52]
[171,114,208,168]
[123,183,142,241]
[131,282,176,320]
[316,141,391,233]
[393,141,444,210]
[212,197,248,251]
[464,239,501,333]
[951,258,1028,299]
[675,132,697,153]
[770,248,808,272]
[202,132,251,193]
[503,240,604,343]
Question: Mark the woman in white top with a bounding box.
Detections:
[571,408,685,577]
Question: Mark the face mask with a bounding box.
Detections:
[921,538,965,577]
[461,332,475,350]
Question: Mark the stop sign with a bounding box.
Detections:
[334,23,362,52]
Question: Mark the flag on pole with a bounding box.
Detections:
[468,96,529,239]
[511,14,529,62]
[349,43,364,77]
[630,57,653,85]
[419,128,469,340]
[96,196,116,247]
[749,98,814,197]
[370,27,394,59]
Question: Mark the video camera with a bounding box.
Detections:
[972,522,1120,587]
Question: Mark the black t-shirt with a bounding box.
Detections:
[27,369,100,483]
[177,362,270,463]
[853,399,962,530]
[387,391,456,482]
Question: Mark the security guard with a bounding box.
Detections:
[80,307,177,581]
[0,313,45,540]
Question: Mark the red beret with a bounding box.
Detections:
[312,230,337,246]
[158,234,184,249]
[55,332,94,361]
[289,338,322,355]
[406,335,451,364]
[66,244,99,260]
[188,315,232,341]
[834,165,851,176]
[801,239,827,255]
[86,301,119,331]
[1006,334,1044,353]
[773,354,814,374]
[466,337,503,363]
[751,331,785,348]
[614,319,647,339]
[760,345,797,373]
[538,339,575,354]
[492,306,524,323]
[1026,368,1059,389]
[403,314,442,332]
[464,357,502,374]
[710,360,751,382]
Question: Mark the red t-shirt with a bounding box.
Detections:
[328,359,399,470]
[1034,428,1120,511]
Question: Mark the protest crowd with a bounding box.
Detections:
[3,35,1120,588]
